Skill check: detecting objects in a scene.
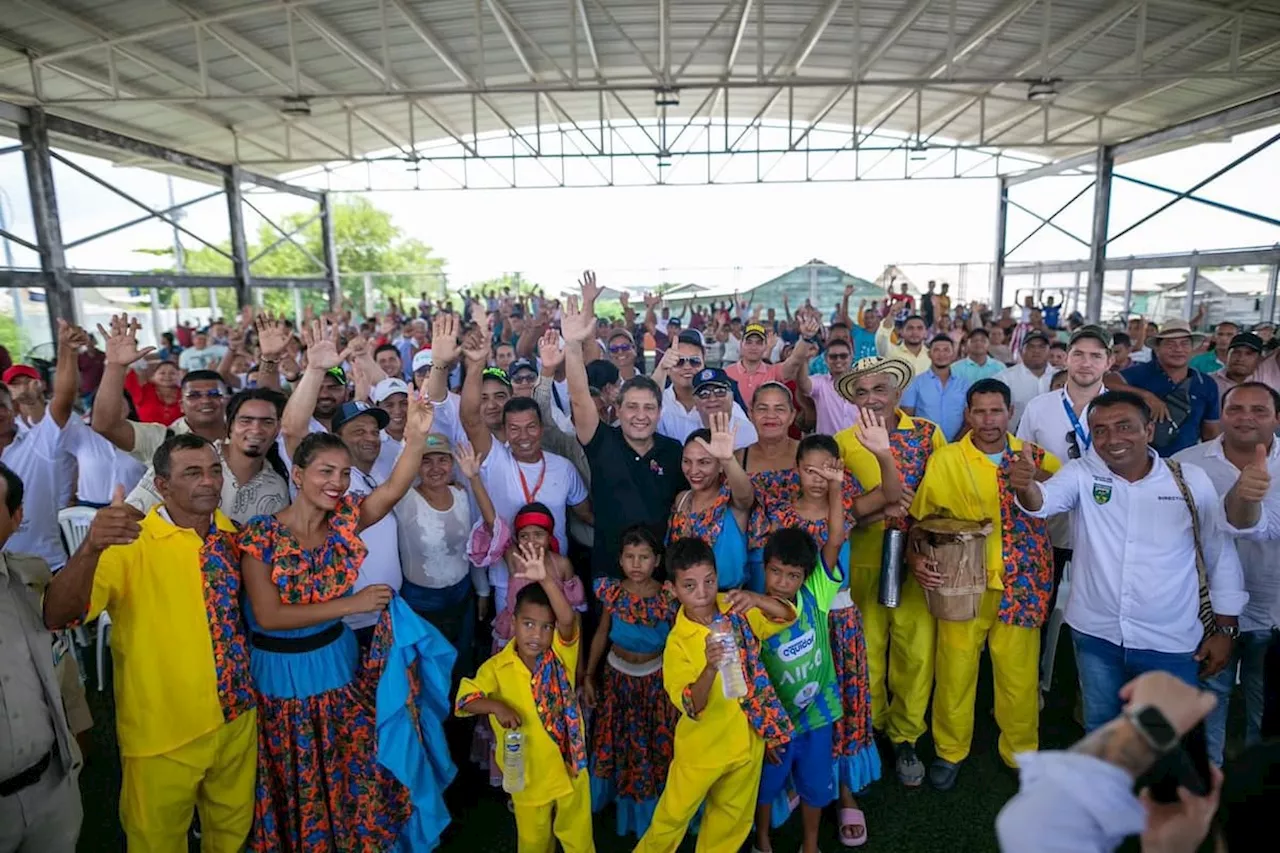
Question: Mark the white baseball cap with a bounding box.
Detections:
[411,348,433,373]
[371,377,410,404]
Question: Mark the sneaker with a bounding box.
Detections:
[929,758,961,791]
[895,741,925,787]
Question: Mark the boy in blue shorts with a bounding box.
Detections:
[754,526,846,853]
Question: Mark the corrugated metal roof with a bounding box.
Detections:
[0,0,1275,182]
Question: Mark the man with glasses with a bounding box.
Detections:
[796,336,863,435]
[1105,319,1221,457]
[93,315,289,525]
[653,331,753,445]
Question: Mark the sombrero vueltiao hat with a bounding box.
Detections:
[834,356,915,403]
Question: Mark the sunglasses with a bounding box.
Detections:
[1065,430,1081,460]
[608,343,634,354]
[694,386,730,400]
[675,356,704,369]
[183,389,225,401]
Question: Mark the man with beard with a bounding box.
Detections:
[563,275,687,579]
[1014,391,1253,733]
[1175,382,1280,765]
[876,314,932,378]
[1,320,82,570]
[654,331,756,447]
[45,434,255,852]
[460,335,589,614]
[281,336,403,648]
[93,315,289,525]
[910,379,1059,791]
[1208,332,1264,398]
[833,356,945,789]
[1016,325,1113,620]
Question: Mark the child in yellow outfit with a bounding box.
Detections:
[634,537,797,853]
[456,542,594,853]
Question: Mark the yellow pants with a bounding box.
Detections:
[120,710,256,853]
[513,771,595,853]
[634,738,763,853]
[850,563,936,745]
[933,589,1040,767]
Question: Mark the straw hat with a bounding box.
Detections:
[834,356,915,403]
[1148,319,1205,343]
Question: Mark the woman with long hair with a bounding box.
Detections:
[239,394,455,851]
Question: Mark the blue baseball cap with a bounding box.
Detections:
[330,400,389,435]
[692,367,732,391]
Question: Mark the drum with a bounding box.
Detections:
[913,517,992,622]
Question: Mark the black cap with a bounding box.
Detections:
[330,401,390,435]
[1022,330,1051,346]
[1229,332,1264,353]
[1068,324,1111,350]
[507,358,538,378]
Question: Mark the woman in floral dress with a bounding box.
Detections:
[239,394,454,852]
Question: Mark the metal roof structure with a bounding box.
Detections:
[0,1,1278,188]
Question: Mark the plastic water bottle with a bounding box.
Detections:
[502,730,525,793]
[710,617,749,699]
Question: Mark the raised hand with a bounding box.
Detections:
[694,411,737,461]
[86,485,144,551]
[643,292,661,311]
[798,314,821,339]
[345,334,370,360]
[657,345,681,373]
[579,270,600,307]
[57,319,90,351]
[460,326,490,366]
[853,406,891,455]
[618,290,630,310]
[97,314,155,367]
[454,441,483,479]
[431,313,461,365]
[255,313,290,360]
[511,542,548,581]
[1233,443,1271,503]
[537,329,564,372]
[300,319,351,371]
[1010,444,1039,491]
[404,392,436,440]
[560,294,595,344]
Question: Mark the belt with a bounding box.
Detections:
[0,751,51,798]
[251,622,344,654]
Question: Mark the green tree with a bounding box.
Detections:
[137,197,447,317]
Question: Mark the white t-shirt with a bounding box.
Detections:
[343,466,403,631]
[3,415,69,569]
[392,485,473,589]
[1016,387,1098,549]
[657,386,758,448]
[480,443,587,606]
[372,431,403,483]
[178,345,227,371]
[62,417,145,505]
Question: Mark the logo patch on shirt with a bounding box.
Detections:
[778,630,816,662]
[1092,481,1112,505]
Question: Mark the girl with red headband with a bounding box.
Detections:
[492,502,585,653]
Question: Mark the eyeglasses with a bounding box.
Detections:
[184,389,225,401]
[674,356,704,369]
[694,386,730,400]
[511,373,536,384]
[608,343,634,354]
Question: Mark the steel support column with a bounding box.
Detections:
[991,177,1008,309]
[1185,261,1199,321]
[225,165,252,310]
[1266,264,1279,324]
[1085,146,1113,323]
[20,108,74,339]
[320,193,341,310]
[1123,268,1134,318]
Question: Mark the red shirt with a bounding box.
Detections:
[125,372,182,426]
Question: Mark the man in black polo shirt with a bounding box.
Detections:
[562,275,686,579]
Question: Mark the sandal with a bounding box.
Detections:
[838,807,868,848]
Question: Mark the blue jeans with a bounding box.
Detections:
[1200,629,1270,766]
[1072,628,1200,733]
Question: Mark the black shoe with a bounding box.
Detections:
[929,758,961,791]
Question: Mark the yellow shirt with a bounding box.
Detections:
[89,507,238,758]
[456,626,580,806]
[836,411,947,569]
[663,594,792,769]
[909,433,1060,589]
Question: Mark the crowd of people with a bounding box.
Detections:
[2,272,1280,853]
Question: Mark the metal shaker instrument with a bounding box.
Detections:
[878,527,908,608]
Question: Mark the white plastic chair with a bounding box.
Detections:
[59,506,98,649]
[1040,560,1071,696]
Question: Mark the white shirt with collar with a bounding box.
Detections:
[344,465,402,632]
[1173,436,1280,633]
[1016,386,1099,550]
[996,362,1058,432]
[3,415,69,570]
[1020,448,1249,654]
[371,431,403,483]
[656,385,758,448]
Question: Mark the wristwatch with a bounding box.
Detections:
[1214,623,1241,640]
[1125,705,1179,754]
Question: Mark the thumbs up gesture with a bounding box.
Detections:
[1010,444,1039,491]
[85,485,144,552]
[1233,443,1272,503]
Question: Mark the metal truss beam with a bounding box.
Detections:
[0,270,331,290]
[1006,246,1280,275]
[63,188,224,250]
[1005,179,1097,256]
[226,166,253,309]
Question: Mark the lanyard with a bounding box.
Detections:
[518,457,547,504]
[1062,394,1091,451]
